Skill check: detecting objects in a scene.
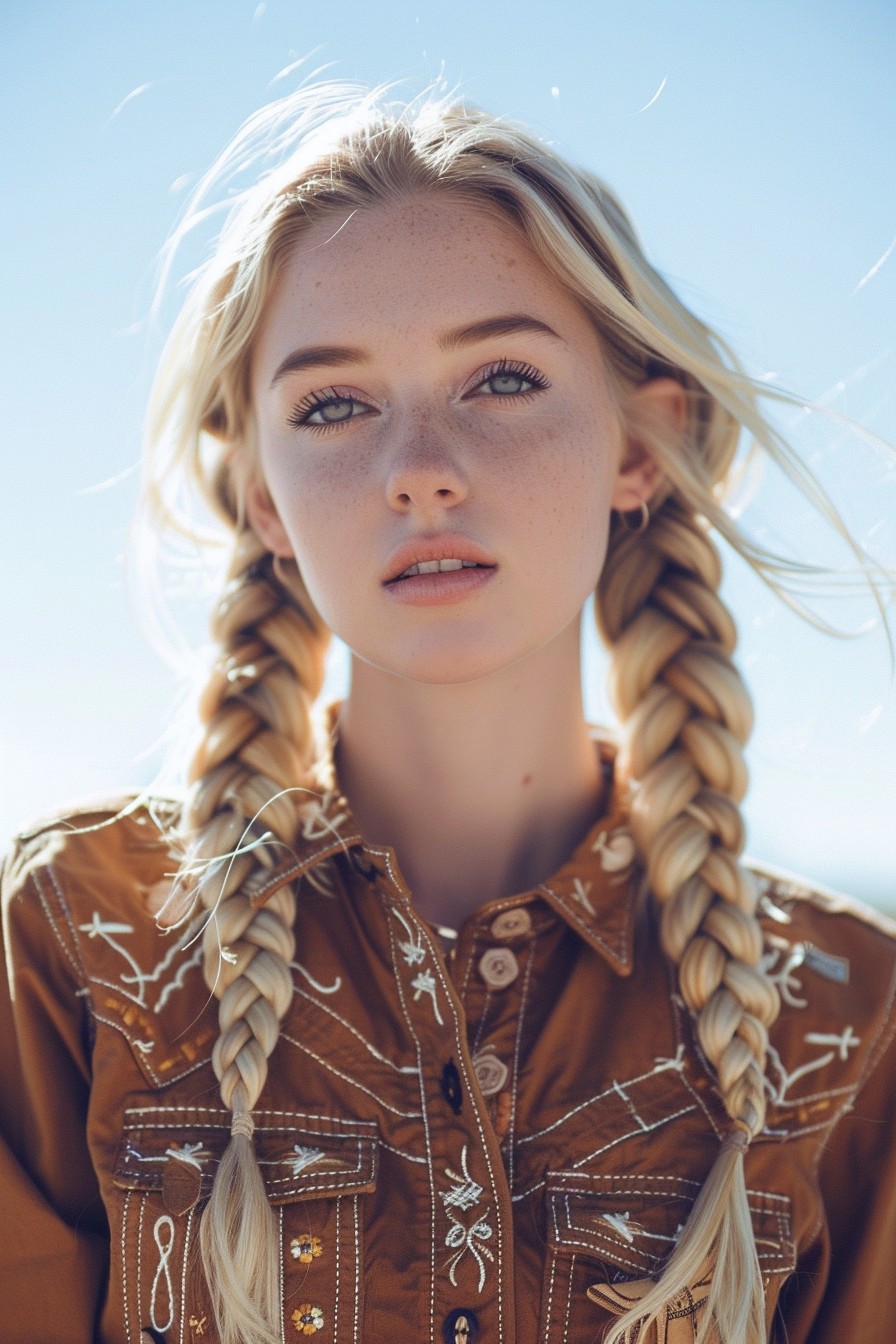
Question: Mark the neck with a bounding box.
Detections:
[335,621,606,928]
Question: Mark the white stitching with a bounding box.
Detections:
[517,1051,687,1147]
[179,1206,194,1344]
[124,1105,377,1127]
[562,1250,575,1344]
[353,1194,361,1344]
[149,1214,175,1332]
[90,1012,210,1087]
[333,1193,341,1342]
[278,1206,286,1344]
[280,1030,422,1116]
[507,933,536,1190]
[385,907,438,1342]
[121,1189,132,1344]
[386,899,507,1342]
[289,983,419,1075]
[512,1103,699,1203]
[135,1192,146,1338]
[536,880,632,967]
[34,869,86,981]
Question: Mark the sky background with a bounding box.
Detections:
[2,1,895,905]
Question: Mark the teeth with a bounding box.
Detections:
[398,558,482,579]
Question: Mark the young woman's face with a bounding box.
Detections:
[249,193,638,685]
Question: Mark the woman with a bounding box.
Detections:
[2,85,894,1344]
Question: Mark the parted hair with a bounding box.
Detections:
[141,83,873,1344]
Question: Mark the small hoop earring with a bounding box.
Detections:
[620,500,650,534]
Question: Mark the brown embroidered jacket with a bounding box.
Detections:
[1,776,895,1344]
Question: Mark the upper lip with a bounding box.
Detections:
[382,533,498,584]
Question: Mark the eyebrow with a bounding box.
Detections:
[269,313,563,388]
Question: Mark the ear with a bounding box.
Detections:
[245,479,296,558]
[611,377,687,513]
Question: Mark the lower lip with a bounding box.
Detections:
[384,566,496,606]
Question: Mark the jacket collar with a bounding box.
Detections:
[249,725,640,977]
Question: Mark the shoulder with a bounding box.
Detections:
[747,861,896,1129]
[2,796,181,962]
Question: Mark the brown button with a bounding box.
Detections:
[472,1049,510,1097]
[490,908,532,940]
[162,1155,202,1216]
[478,947,519,989]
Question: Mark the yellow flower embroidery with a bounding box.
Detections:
[292,1304,325,1335]
[290,1234,324,1264]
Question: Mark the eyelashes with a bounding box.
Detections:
[474,359,550,398]
[286,358,551,434]
[285,391,371,431]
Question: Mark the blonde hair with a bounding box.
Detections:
[140,82,889,1344]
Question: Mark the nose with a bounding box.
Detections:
[385,422,469,515]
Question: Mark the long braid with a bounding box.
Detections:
[596,498,780,1344]
[181,529,329,1344]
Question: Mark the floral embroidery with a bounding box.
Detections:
[393,907,427,967]
[290,1234,324,1264]
[292,1303,325,1334]
[440,1146,495,1292]
[411,969,444,1024]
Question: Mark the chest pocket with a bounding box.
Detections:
[109,1105,378,1344]
[539,1172,795,1344]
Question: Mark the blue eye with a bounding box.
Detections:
[287,391,371,431]
[474,360,550,398]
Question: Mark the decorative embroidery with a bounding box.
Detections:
[570,878,596,916]
[391,908,445,1019]
[188,1314,208,1337]
[442,1149,484,1212]
[392,908,428,967]
[292,1303,325,1334]
[591,827,636,873]
[149,1214,175,1333]
[759,941,809,1008]
[79,914,145,993]
[291,1235,324,1263]
[164,1141,206,1170]
[440,1147,495,1292]
[411,969,444,1024]
[292,959,343,995]
[290,1145,325,1174]
[79,910,206,1014]
[602,1211,637,1243]
[764,1026,861,1105]
[805,1027,860,1060]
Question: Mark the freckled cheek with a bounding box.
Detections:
[265,450,373,584]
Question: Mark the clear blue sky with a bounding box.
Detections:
[2,1,894,904]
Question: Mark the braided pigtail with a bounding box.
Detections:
[182,528,329,1344]
[596,499,779,1344]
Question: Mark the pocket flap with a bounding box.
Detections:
[113,1104,378,1205]
[546,1171,794,1278]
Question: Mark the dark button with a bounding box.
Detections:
[440,1059,463,1113]
[442,1308,480,1343]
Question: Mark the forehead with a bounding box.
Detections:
[254,191,597,362]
